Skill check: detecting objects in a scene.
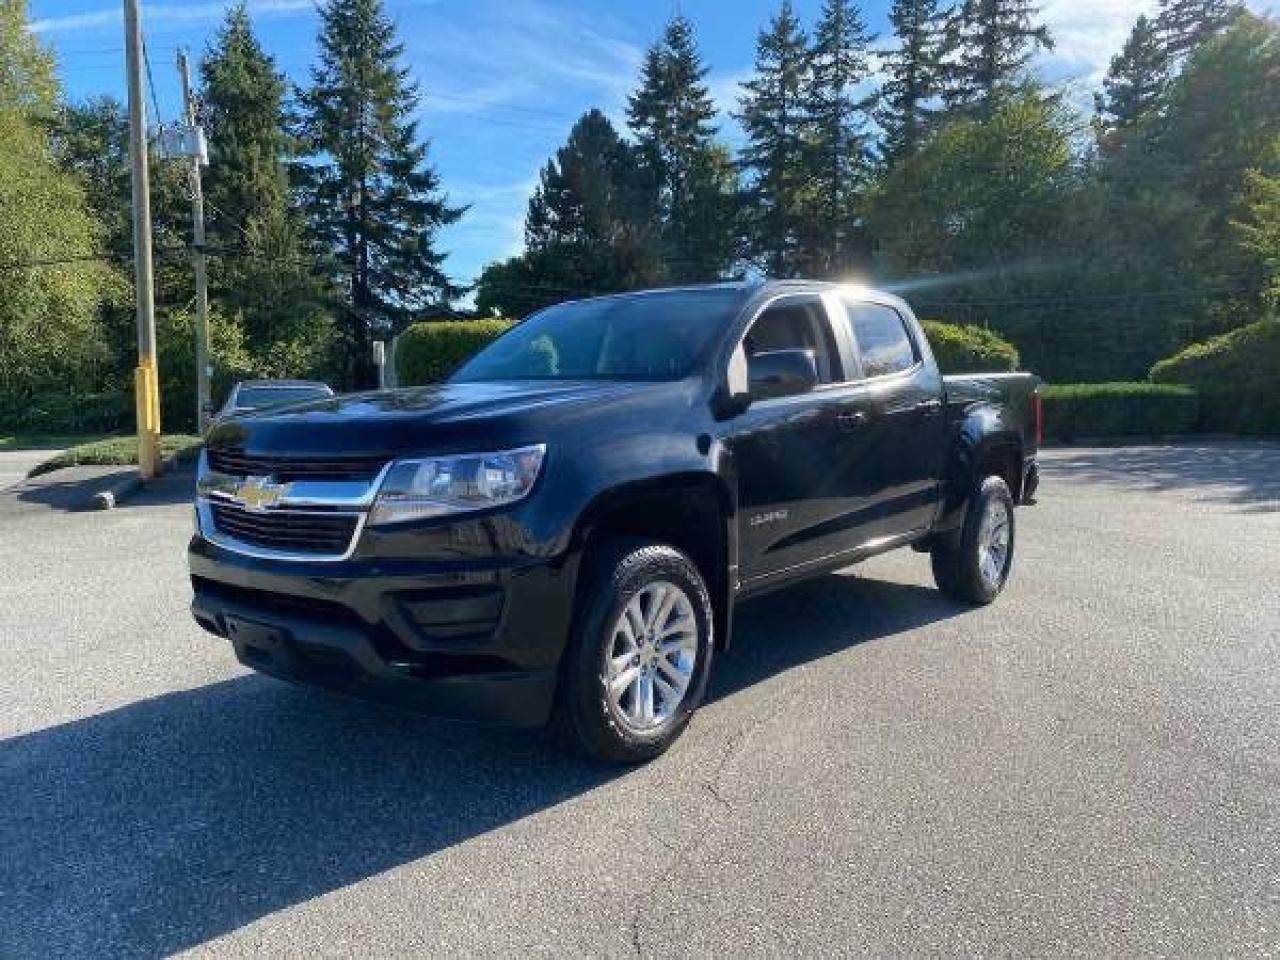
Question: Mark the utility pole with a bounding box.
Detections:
[124,0,161,478]
[177,49,211,435]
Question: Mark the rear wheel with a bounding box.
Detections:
[931,475,1015,605]
[557,540,714,763]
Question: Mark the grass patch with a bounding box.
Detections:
[0,433,106,452]
[28,435,203,477]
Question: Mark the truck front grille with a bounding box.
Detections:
[207,448,387,483]
[209,502,360,557]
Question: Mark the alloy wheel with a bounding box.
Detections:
[603,580,698,733]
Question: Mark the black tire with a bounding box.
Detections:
[557,539,714,764]
[931,475,1016,605]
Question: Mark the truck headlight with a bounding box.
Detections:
[368,444,546,525]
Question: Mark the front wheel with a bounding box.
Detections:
[557,540,714,763]
[931,475,1016,605]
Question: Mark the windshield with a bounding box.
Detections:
[234,386,331,409]
[451,288,744,383]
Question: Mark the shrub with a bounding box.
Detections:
[158,307,255,433]
[0,390,131,435]
[395,318,513,385]
[1150,319,1280,435]
[1041,382,1198,441]
[922,320,1020,373]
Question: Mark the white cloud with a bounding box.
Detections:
[29,0,320,35]
[409,0,642,118]
[1035,0,1160,86]
[1036,0,1274,89]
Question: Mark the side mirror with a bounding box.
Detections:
[748,348,820,400]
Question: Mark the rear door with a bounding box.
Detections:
[828,294,945,541]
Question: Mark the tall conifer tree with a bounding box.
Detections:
[524,109,660,290]
[943,0,1053,117]
[878,0,946,167]
[202,3,333,375]
[1154,0,1240,62]
[1094,15,1168,134]
[805,0,875,274]
[300,0,462,386]
[737,0,813,277]
[627,16,736,282]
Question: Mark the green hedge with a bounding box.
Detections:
[1150,319,1280,435]
[922,320,1020,373]
[395,319,513,385]
[1042,382,1199,442]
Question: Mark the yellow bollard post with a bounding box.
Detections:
[135,360,162,479]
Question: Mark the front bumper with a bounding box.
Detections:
[189,536,578,727]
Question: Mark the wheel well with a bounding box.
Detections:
[977,444,1022,501]
[577,479,730,649]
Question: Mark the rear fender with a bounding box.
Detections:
[933,403,1024,540]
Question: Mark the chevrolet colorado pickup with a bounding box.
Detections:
[190,281,1041,762]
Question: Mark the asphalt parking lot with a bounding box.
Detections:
[0,448,61,491]
[2,443,1278,957]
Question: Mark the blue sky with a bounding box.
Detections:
[29,0,1219,291]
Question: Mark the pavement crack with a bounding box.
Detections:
[702,779,733,809]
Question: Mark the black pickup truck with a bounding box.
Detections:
[190,281,1040,762]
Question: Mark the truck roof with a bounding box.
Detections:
[564,279,911,315]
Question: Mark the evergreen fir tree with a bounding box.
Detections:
[736,0,813,277]
[201,3,334,376]
[943,0,1053,117]
[626,15,735,282]
[877,0,946,167]
[1094,15,1168,134]
[201,3,291,251]
[1154,0,1240,62]
[524,109,660,290]
[805,0,875,275]
[300,0,462,387]
[473,111,666,319]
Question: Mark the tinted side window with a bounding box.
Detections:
[743,298,841,383]
[842,300,918,378]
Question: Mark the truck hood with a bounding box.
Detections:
[205,380,671,458]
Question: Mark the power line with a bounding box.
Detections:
[141,36,164,126]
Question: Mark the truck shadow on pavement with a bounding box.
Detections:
[0,573,962,958]
[1043,442,1280,511]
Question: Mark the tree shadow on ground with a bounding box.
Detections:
[0,571,962,958]
[1042,442,1280,512]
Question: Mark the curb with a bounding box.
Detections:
[91,454,185,510]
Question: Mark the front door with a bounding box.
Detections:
[727,294,869,584]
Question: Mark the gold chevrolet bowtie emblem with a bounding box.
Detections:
[234,475,291,513]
